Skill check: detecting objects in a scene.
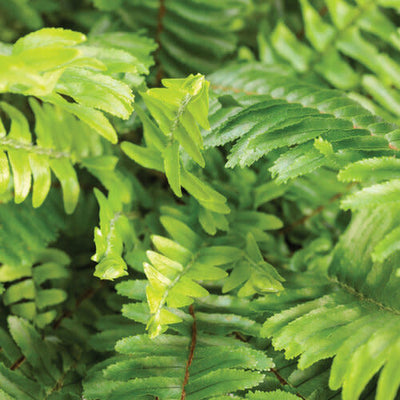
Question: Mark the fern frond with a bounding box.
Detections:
[260,0,400,120]
[0,26,155,213]
[337,155,400,262]
[1,101,75,211]
[140,212,285,337]
[92,188,136,280]
[84,285,273,400]
[0,98,121,212]
[0,191,65,267]
[122,74,230,214]
[143,216,236,337]
[1,27,154,142]
[1,249,69,328]
[262,207,400,400]
[1,95,145,213]
[0,316,82,399]
[85,332,271,400]
[338,156,400,183]
[92,0,250,77]
[341,179,400,210]
[142,73,210,168]
[208,63,395,181]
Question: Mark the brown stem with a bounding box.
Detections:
[233,330,305,399]
[234,331,248,342]
[10,355,26,371]
[270,368,306,399]
[181,304,197,400]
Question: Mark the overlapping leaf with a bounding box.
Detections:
[84,282,273,400]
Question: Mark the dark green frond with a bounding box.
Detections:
[263,207,400,400]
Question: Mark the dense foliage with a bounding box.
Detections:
[0,0,400,399]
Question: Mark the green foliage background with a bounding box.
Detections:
[0,0,400,399]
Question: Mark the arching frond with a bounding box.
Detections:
[208,63,395,180]
[0,28,144,142]
[262,206,400,400]
[1,101,89,212]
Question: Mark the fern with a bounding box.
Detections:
[0,192,65,267]
[260,0,400,120]
[0,315,82,399]
[91,0,250,77]
[84,276,273,400]
[2,2,400,400]
[262,207,400,400]
[208,63,394,174]
[205,56,400,398]
[0,27,155,212]
[1,248,70,328]
[84,331,272,399]
[92,187,135,280]
[121,74,230,214]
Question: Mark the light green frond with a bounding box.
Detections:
[338,157,400,183]
[141,73,209,168]
[122,76,229,214]
[0,100,107,212]
[1,27,154,142]
[92,189,135,280]
[143,216,237,337]
[341,179,400,210]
